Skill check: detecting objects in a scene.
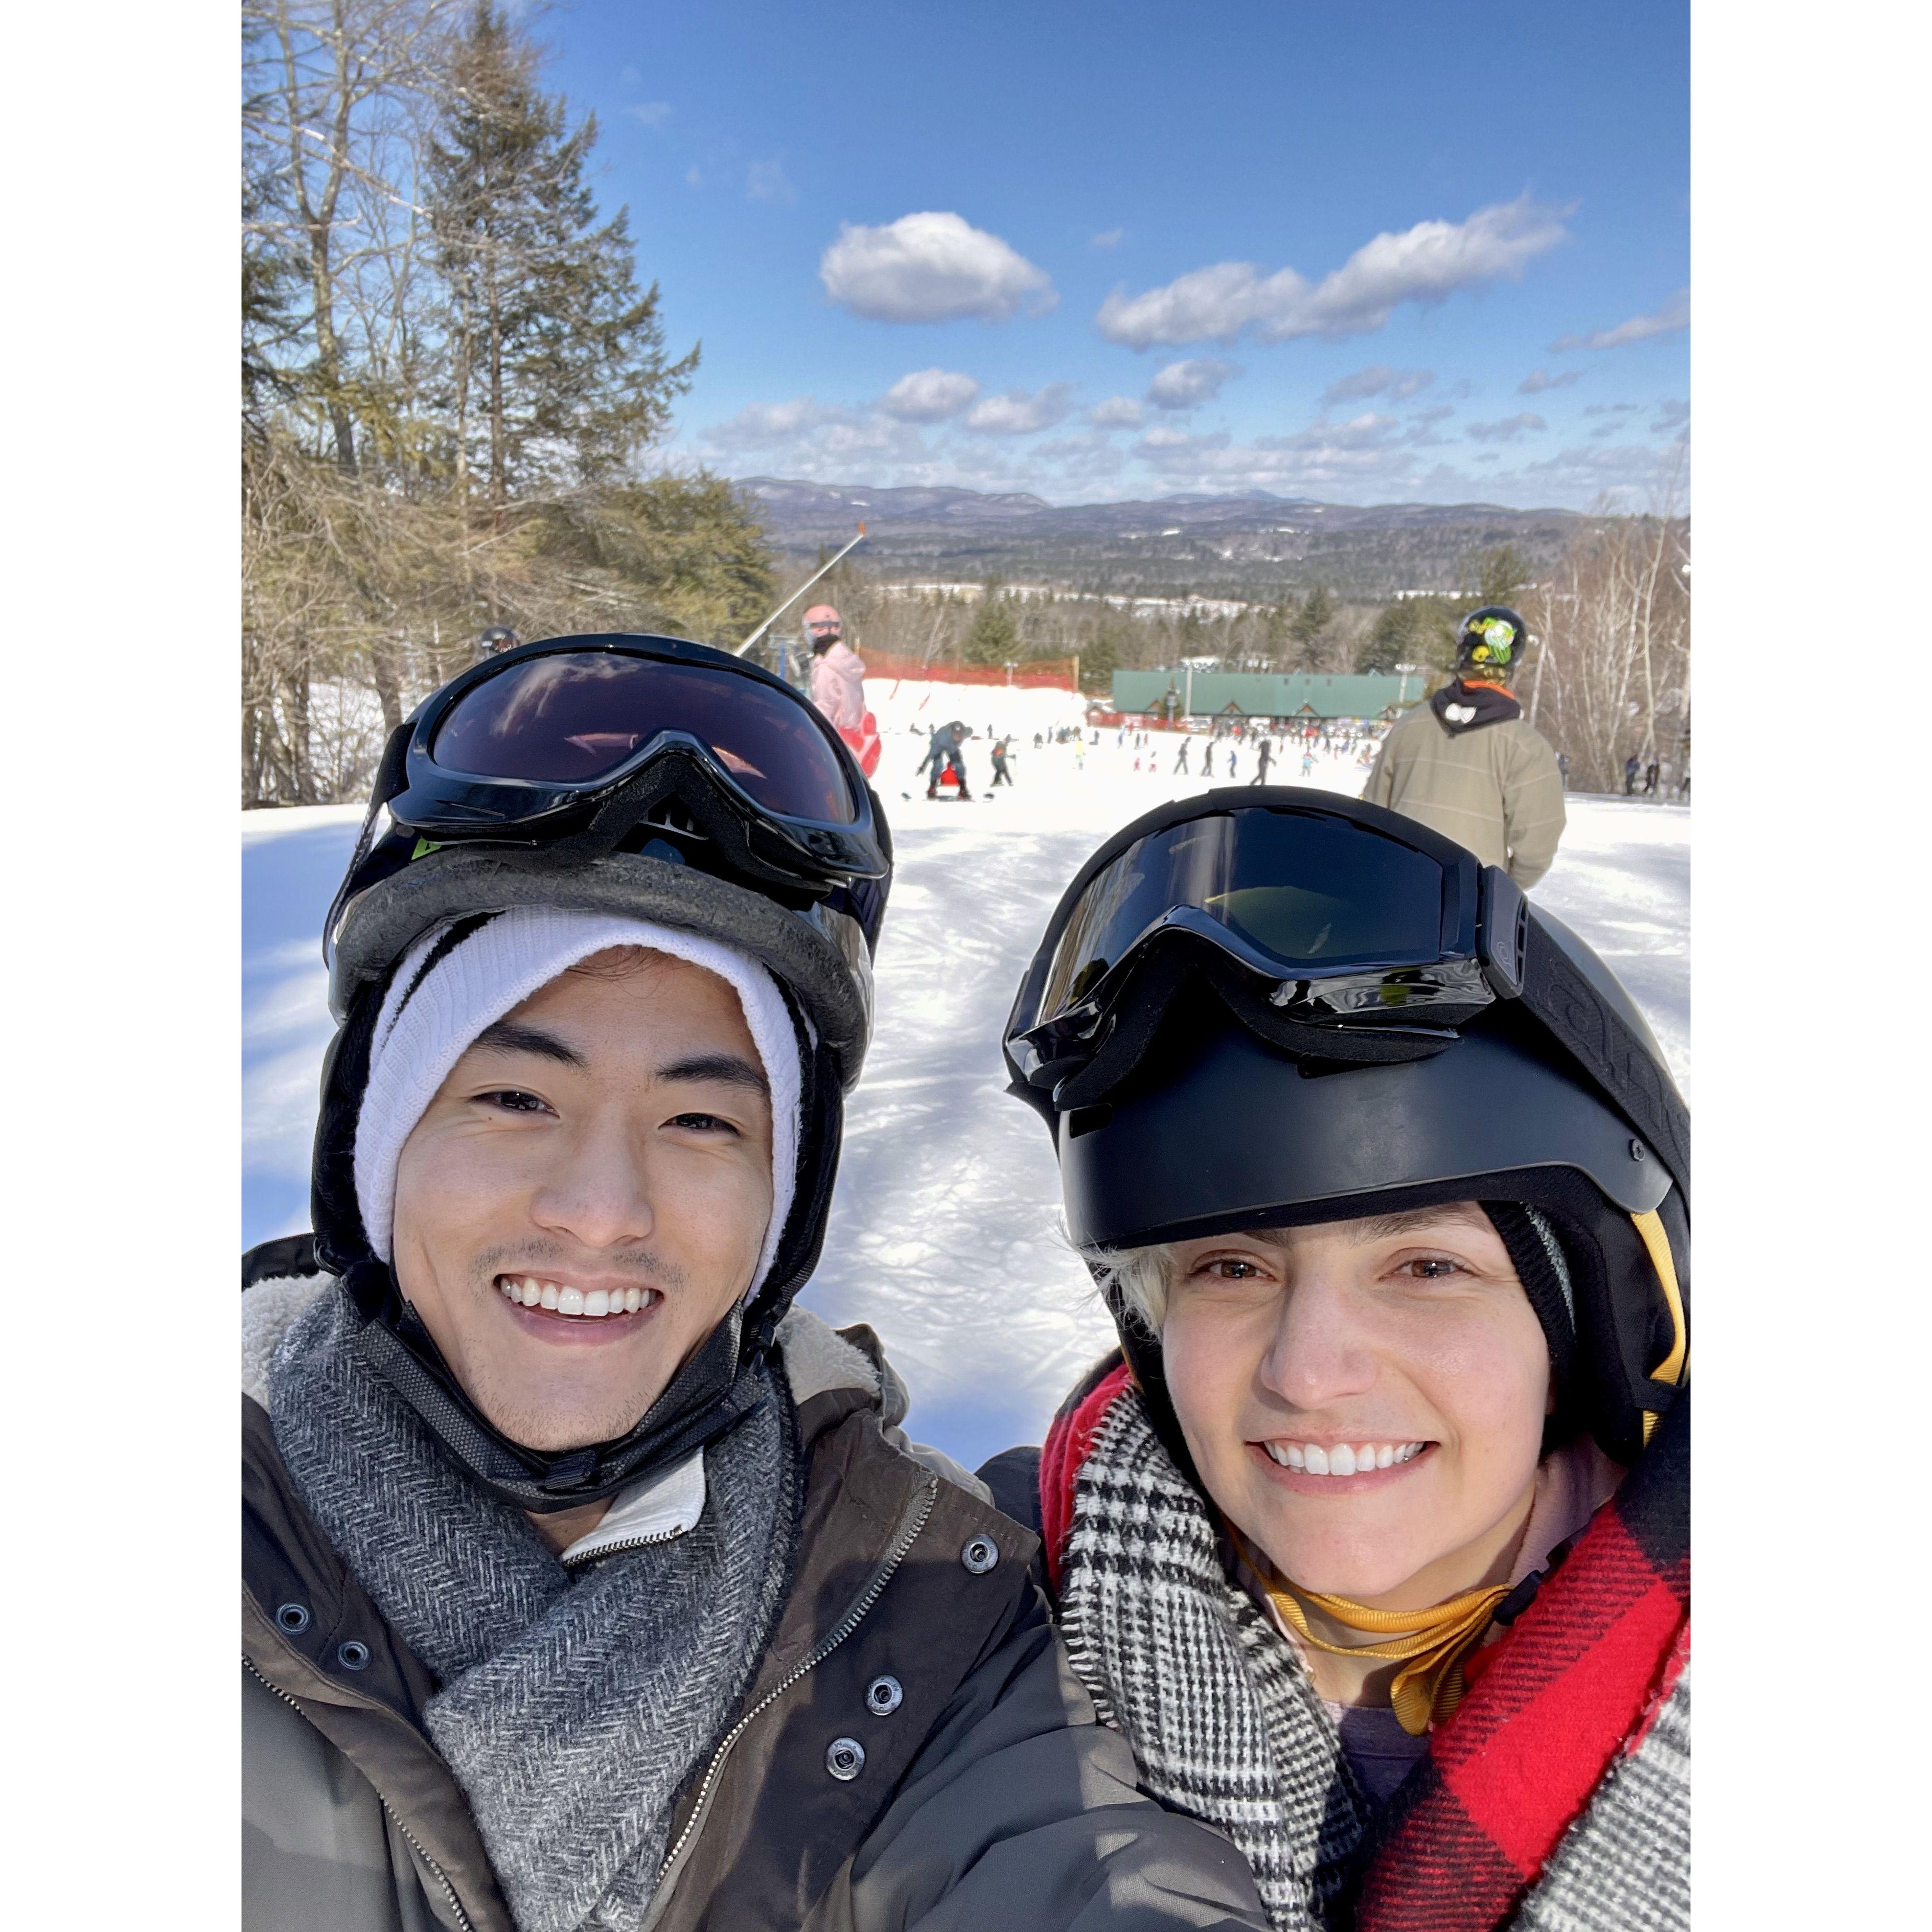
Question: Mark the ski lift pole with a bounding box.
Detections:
[733,526,868,658]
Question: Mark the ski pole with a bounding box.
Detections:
[733,526,867,657]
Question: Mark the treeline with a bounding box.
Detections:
[809,514,1689,797]
[242,0,775,805]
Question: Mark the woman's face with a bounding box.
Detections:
[1159,1204,1552,1609]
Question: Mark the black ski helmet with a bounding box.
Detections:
[1456,606,1526,678]
[476,623,520,659]
[307,635,894,1512]
[1004,789,1687,1471]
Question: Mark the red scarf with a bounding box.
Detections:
[1042,1363,1689,1932]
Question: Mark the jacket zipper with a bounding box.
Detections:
[647,1472,940,1913]
[560,1523,688,1569]
[243,1652,477,1932]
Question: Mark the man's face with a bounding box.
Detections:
[1159,1205,1551,1609]
[391,950,775,1451]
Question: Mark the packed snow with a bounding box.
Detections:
[243,682,1689,1470]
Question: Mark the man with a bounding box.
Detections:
[921,719,973,800]
[243,635,1266,1932]
[1250,736,1273,785]
[1624,753,1641,795]
[1363,605,1566,889]
[476,624,520,662]
[803,603,866,733]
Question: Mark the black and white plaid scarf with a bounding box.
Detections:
[1057,1383,1372,1932]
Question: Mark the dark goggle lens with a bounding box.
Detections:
[430,651,860,824]
[1034,810,1447,1026]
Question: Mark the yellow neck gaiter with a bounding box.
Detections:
[1235,1534,1507,1735]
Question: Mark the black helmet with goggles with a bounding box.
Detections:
[325,633,891,1088]
[1004,788,1687,1467]
[1456,605,1526,676]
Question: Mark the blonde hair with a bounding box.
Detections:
[1086,1241,1178,1335]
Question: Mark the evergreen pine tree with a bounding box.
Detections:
[428,4,698,515]
[961,584,1020,666]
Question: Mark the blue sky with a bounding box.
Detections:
[546,0,1688,508]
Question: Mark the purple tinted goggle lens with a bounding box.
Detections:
[429,649,860,825]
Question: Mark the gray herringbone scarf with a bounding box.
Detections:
[270,1285,799,1932]
[1058,1386,1371,1932]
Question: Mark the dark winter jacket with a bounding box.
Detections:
[243,1266,1269,1932]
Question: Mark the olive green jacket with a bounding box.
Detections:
[242,1272,1266,1932]
[1364,702,1566,887]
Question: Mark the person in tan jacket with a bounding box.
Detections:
[1363,605,1565,887]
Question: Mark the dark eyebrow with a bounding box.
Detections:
[469,1020,587,1069]
[1347,1205,1491,1244]
[657,1053,770,1098]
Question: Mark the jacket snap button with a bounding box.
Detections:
[960,1534,1000,1575]
[866,1674,904,1716]
[826,1736,866,1781]
[275,1602,311,1634]
[336,1640,371,1671]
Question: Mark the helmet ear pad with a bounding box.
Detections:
[1482,1173,1688,1466]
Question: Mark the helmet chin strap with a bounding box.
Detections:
[343,1258,773,1513]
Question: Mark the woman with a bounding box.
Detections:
[993,791,1689,1932]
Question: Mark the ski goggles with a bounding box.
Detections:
[1005,791,1527,1094]
[324,635,891,969]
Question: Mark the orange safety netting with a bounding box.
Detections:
[856,650,1080,692]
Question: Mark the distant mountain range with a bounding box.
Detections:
[738,477,1590,601]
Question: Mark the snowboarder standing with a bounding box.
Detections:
[1250,738,1273,786]
[1364,605,1566,888]
[1174,737,1191,776]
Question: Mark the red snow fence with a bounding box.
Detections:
[858,651,1080,692]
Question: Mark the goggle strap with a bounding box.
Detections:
[1518,919,1690,1198]
[323,720,413,969]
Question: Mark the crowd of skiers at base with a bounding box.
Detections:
[245,604,1685,1932]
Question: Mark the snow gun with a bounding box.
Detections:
[733,526,868,659]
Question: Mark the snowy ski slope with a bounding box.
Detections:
[243,702,1688,1469]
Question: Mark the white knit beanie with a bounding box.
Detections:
[353,908,803,1296]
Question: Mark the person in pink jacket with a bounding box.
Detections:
[804,604,867,731]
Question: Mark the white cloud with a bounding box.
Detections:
[1518,368,1583,394]
[879,368,980,422]
[964,382,1076,435]
[625,101,673,128]
[746,160,796,206]
[1089,395,1146,428]
[1552,288,1689,352]
[1467,413,1548,444]
[1322,365,1434,404]
[819,212,1056,323]
[1095,196,1568,348]
[1650,398,1690,433]
[1146,357,1241,410]
[1091,228,1124,249]
[695,395,934,478]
